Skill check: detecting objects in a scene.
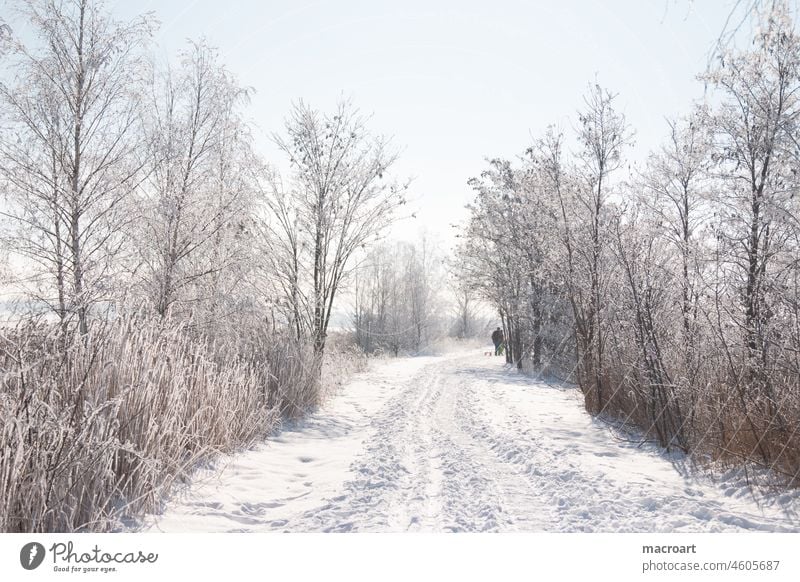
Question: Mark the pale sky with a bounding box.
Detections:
[4,0,752,249]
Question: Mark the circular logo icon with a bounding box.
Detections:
[20,542,46,570]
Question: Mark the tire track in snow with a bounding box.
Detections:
[430,367,548,531]
[285,357,532,532]
[290,356,550,532]
[286,363,447,531]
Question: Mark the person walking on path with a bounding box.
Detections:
[491,327,504,356]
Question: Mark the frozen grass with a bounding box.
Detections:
[0,316,334,532]
[320,332,369,402]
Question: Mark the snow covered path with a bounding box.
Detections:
[141,350,800,532]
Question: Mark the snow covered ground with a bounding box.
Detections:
[139,349,800,532]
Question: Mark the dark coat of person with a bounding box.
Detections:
[491,328,503,345]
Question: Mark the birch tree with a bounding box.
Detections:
[135,40,254,320]
[0,0,154,333]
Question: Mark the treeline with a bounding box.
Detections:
[458,5,800,484]
[0,0,402,531]
[351,237,489,355]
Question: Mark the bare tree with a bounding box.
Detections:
[641,113,710,373]
[572,83,631,412]
[352,238,442,355]
[701,3,800,458]
[261,100,408,357]
[462,158,527,366]
[0,0,154,333]
[460,153,570,370]
[135,40,254,320]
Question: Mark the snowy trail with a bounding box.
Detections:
[141,350,800,533]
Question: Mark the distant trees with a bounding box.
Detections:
[447,265,479,340]
[0,0,412,418]
[457,2,800,480]
[352,238,442,355]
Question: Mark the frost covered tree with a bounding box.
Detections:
[260,100,408,357]
[446,262,479,340]
[569,83,631,412]
[460,158,525,366]
[134,41,255,322]
[0,0,154,333]
[700,2,800,461]
[639,113,710,380]
[459,154,570,370]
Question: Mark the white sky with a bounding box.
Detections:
[4,0,754,250]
